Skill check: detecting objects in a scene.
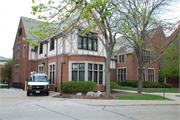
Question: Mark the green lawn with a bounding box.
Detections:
[118,86,180,93]
[116,94,172,100]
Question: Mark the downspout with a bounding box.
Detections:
[36,47,38,73]
[46,43,48,75]
[55,38,58,92]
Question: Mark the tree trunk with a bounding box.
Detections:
[105,54,111,98]
[138,50,143,94]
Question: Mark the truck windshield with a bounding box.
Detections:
[32,76,48,82]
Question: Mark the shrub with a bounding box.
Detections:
[120,80,172,88]
[110,82,119,90]
[111,80,120,85]
[61,81,97,94]
[120,80,138,87]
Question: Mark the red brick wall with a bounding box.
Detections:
[166,77,179,88]
[110,69,116,80]
[12,17,32,87]
[116,47,159,82]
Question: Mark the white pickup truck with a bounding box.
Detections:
[27,72,49,96]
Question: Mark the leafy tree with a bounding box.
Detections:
[113,0,179,93]
[24,0,179,96]
[160,37,179,78]
[1,58,12,80]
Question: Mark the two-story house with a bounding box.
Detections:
[12,16,108,91]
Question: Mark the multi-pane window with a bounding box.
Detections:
[50,38,54,50]
[78,29,97,51]
[49,64,55,84]
[148,69,155,82]
[143,50,150,63]
[16,42,20,60]
[138,68,146,81]
[14,65,19,82]
[88,63,103,85]
[119,54,125,63]
[118,68,126,82]
[23,45,26,57]
[39,43,43,54]
[72,63,85,81]
[39,66,43,73]
[18,27,22,37]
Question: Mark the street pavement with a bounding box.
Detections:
[0,87,180,120]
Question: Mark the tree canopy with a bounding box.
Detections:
[1,58,12,80]
[24,0,180,95]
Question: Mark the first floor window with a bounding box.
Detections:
[72,63,85,81]
[88,63,103,85]
[118,68,126,82]
[71,62,104,85]
[14,65,19,82]
[49,64,55,84]
[39,66,43,73]
[148,69,155,82]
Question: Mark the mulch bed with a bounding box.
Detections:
[53,91,139,99]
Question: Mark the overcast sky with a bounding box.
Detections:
[0,0,180,59]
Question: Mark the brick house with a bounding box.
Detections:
[110,27,169,83]
[12,16,108,91]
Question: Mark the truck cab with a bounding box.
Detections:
[27,72,49,96]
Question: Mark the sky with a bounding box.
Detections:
[0,0,180,59]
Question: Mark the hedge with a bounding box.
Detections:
[110,82,119,90]
[61,81,97,94]
[120,80,172,88]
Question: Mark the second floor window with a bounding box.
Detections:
[78,29,97,51]
[119,54,125,63]
[50,38,54,50]
[143,50,150,63]
[23,45,26,57]
[39,43,43,54]
[16,42,20,59]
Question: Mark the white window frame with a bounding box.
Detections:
[38,65,43,73]
[138,67,146,81]
[49,62,55,85]
[118,53,125,64]
[23,45,26,57]
[69,61,105,86]
[148,68,155,82]
[117,67,127,82]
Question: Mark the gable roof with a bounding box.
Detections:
[21,16,45,42]
[0,56,9,61]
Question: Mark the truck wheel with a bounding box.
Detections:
[46,92,49,96]
[27,92,30,96]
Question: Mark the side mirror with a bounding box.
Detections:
[26,79,28,81]
[49,79,51,82]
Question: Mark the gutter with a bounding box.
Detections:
[46,43,48,75]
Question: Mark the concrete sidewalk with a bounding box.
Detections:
[1,87,180,106]
[68,89,180,106]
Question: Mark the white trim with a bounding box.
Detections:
[15,64,19,67]
[38,65,43,73]
[49,62,56,85]
[148,68,155,82]
[118,53,125,64]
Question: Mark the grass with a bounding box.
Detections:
[116,94,172,100]
[118,85,180,93]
